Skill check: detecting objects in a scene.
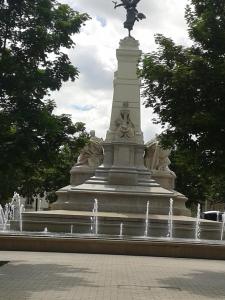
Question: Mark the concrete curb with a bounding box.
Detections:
[1,234,225,260]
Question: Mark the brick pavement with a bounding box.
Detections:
[0,251,225,300]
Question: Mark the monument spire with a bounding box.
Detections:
[106,37,143,145]
[113,0,146,37]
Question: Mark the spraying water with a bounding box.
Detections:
[70,224,74,234]
[119,223,123,238]
[39,199,42,211]
[195,203,201,240]
[217,211,220,222]
[11,192,21,219]
[19,204,25,232]
[90,217,94,233]
[43,227,48,233]
[221,213,225,241]
[144,201,150,237]
[0,192,24,231]
[0,205,4,223]
[167,198,173,239]
[93,199,98,235]
[0,205,6,231]
[3,204,10,231]
[0,193,25,232]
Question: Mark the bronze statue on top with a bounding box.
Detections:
[113,0,146,37]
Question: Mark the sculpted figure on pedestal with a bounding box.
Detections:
[113,0,146,36]
[115,102,135,138]
[144,136,175,174]
[76,130,103,168]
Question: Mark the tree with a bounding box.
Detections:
[0,0,90,204]
[170,148,225,212]
[140,0,225,207]
[17,121,89,206]
[27,123,90,207]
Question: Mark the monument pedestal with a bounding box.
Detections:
[151,170,176,190]
[70,165,95,186]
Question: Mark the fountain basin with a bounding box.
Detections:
[10,210,222,240]
[1,233,225,260]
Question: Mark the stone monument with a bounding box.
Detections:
[19,1,221,240]
[51,2,189,217]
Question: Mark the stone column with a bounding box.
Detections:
[102,37,148,186]
[106,37,143,144]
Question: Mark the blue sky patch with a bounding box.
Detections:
[96,16,107,27]
[70,104,95,111]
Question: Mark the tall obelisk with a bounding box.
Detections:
[96,0,149,186]
[106,37,143,144]
[53,1,190,217]
[96,36,150,187]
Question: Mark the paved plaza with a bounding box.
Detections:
[0,251,225,300]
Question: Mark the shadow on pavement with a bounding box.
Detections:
[0,261,99,299]
[158,269,225,298]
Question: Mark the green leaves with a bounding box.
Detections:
[0,1,90,204]
[140,0,225,208]
[186,0,225,55]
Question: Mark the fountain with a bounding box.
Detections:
[89,199,99,235]
[90,217,94,233]
[119,223,124,238]
[144,201,150,237]
[1,191,225,260]
[0,205,6,231]
[19,204,25,232]
[10,30,223,240]
[93,199,98,235]
[2,2,225,260]
[221,213,225,241]
[195,203,201,240]
[0,193,25,233]
[217,211,220,222]
[1,203,11,231]
[167,198,173,239]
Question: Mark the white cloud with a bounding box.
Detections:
[53,0,189,141]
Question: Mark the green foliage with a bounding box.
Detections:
[19,122,89,204]
[140,0,225,206]
[0,0,90,204]
[170,148,225,209]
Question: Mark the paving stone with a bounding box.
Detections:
[0,251,225,300]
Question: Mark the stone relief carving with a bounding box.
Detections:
[115,102,135,138]
[76,130,103,168]
[144,136,175,174]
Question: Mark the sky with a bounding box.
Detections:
[53,0,190,142]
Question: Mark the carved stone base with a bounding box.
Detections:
[151,170,176,190]
[53,141,189,217]
[70,165,95,186]
[52,180,190,217]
